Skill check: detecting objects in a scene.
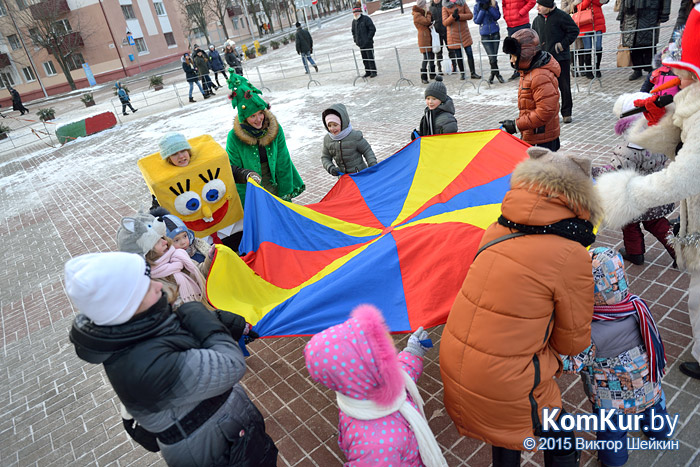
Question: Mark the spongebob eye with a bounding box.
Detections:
[174,191,202,215]
[202,179,226,204]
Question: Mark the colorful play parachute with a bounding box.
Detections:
[207,130,529,337]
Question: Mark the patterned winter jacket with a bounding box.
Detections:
[561,316,663,414]
[321,103,377,175]
[592,134,674,223]
[596,82,700,271]
[305,318,426,466]
[70,298,275,466]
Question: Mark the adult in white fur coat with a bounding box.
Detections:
[595,15,700,378]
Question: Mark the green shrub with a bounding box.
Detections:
[37,108,56,121]
[80,93,94,104]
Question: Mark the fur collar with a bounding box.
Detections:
[233,109,278,146]
[511,157,603,225]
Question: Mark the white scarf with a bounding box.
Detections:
[336,371,447,467]
[329,123,354,141]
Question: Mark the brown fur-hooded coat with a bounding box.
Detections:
[440,147,602,451]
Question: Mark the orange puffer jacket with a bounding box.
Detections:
[516,51,561,145]
[413,6,433,52]
[440,154,597,451]
[442,2,474,49]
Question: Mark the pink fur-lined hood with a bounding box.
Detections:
[304,304,404,407]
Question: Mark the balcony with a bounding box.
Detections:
[227,5,243,17]
[30,0,70,21]
[0,53,10,68]
[48,32,83,56]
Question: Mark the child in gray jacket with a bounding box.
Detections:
[321,103,377,176]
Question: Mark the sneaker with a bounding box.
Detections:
[619,247,644,265]
[679,362,700,380]
[563,116,572,124]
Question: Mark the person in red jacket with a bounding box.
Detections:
[502,0,537,79]
[575,0,607,79]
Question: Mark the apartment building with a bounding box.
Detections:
[0,0,254,107]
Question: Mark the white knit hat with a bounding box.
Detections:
[64,252,152,325]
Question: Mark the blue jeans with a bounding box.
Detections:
[596,392,669,467]
[301,52,316,73]
[581,30,603,52]
[188,80,204,98]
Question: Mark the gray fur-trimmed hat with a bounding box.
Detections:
[425,75,448,102]
[117,212,166,256]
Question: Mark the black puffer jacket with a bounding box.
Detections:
[429,0,447,37]
[70,297,276,466]
[352,14,376,49]
[418,97,458,136]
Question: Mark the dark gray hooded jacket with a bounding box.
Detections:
[321,103,377,174]
[69,298,275,466]
[418,97,458,136]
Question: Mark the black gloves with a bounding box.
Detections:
[499,119,517,134]
[216,309,249,341]
[452,9,460,20]
[411,129,420,141]
[481,2,490,10]
[329,166,340,176]
[176,302,229,343]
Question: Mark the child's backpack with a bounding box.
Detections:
[650,66,680,96]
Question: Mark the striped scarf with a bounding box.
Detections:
[593,293,666,382]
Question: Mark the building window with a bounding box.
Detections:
[22,66,35,82]
[43,61,57,76]
[154,2,166,15]
[0,72,15,88]
[134,37,148,53]
[164,32,176,46]
[66,53,84,71]
[28,27,40,45]
[121,5,136,19]
[8,34,21,50]
[0,2,7,16]
[15,0,28,10]
[52,19,72,35]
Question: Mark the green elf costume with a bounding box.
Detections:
[225,73,305,207]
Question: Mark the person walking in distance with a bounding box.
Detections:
[352,4,378,78]
[295,22,319,74]
[532,0,580,124]
[502,0,536,80]
[8,87,29,115]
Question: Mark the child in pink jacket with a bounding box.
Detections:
[304,305,447,467]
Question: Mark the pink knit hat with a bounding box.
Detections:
[324,113,341,127]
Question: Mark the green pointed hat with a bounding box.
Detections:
[227,73,268,123]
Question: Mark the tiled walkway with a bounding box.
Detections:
[2,2,699,465]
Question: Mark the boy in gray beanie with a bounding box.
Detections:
[413,75,458,138]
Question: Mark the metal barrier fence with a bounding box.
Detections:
[0,22,677,154]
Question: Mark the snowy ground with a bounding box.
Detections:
[3,2,700,466]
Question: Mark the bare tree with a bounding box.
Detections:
[6,0,89,91]
[178,0,212,46]
[207,0,230,39]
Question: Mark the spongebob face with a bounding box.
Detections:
[138,135,244,238]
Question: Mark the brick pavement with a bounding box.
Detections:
[2,2,700,466]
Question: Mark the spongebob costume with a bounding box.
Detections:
[138,135,244,245]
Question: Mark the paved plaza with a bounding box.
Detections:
[1,2,699,466]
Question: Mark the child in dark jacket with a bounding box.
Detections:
[115,81,137,116]
[321,103,377,176]
[592,93,676,266]
[561,247,670,467]
[474,0,504,84]
[415,76,458,138]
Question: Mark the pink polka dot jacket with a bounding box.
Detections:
[304,305,426,466]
